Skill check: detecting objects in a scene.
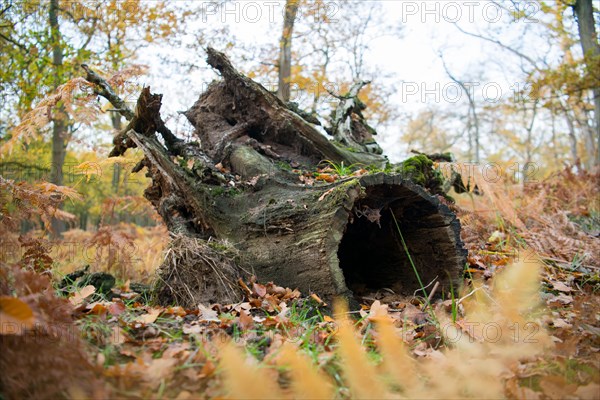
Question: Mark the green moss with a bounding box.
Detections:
[207,240,238,256]
[315,178,362,207]
[397,155,433,186]
[276,160,293,171]
[209,186,241,198]
[210,187,226,196]
[394,155,446,196]
[331,140,360,153]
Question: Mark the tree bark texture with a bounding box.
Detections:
[573,0,600,167]
[49,0,67,237]
[277,0,299,103]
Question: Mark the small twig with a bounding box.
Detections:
[412,275,439,297]
[422,281,440,312]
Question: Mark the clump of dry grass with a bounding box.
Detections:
[154,235,248,308]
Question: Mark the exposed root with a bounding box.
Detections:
[154,235,248,308]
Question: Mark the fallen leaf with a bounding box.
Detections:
[238,279,253,297]
[182,323,203,335]
[69,285,96,306]
[110,326,127,345]
[551,281,573,293]
[277,302,289,321]
[551,318,572,328]
[368,300,388,319]
[315,173,336,183]
[547,293,573,305]
[121,292,139,300]
[233,302,252,313]
[198,304,220,322]
[239,310,254,330]
[135,308,161,324]
[252,282,267,297]
[144,357,177,383]
[87,302,109,315]
[266,283,286,296]
[0,296,35,335]
[215,162,229,173]
[199,360,216,378]
[164,306,187,317]
[108,301,126,316]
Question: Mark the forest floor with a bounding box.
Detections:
[1,166,599,399]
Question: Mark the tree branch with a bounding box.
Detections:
[80,64,134,120]
[451,23,541,70]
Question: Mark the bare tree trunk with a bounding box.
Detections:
[573,0,600,167]
[111,113,123,193]
[277,0,299,103]
[523,100,539,182]
[551,109,560,166]
[562,102,580,167]
[440,55,480,163]
[49,0,67,237]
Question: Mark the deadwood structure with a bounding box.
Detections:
[83,48,467,308]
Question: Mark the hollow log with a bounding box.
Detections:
[83,48,467,307]
[201,172,465,305]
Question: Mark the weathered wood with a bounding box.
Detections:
[84,48,467,306]
[200,172,466,303]
[184,48,387,169]
[328,80,383,155]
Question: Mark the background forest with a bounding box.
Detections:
[0,1,599,399]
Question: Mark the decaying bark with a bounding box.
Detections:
[328,80,383,155]
[83,47,467,306]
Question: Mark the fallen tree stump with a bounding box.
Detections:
[83,48,467,306]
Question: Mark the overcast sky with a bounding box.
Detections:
[135,1,568,162]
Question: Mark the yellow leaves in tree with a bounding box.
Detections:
[35,181,82,202]
[0,78,95,155]
[0,296,36,335]
[75,156,130,182]
[0,175,81,233]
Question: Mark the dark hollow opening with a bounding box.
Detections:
[337,185,452,299]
